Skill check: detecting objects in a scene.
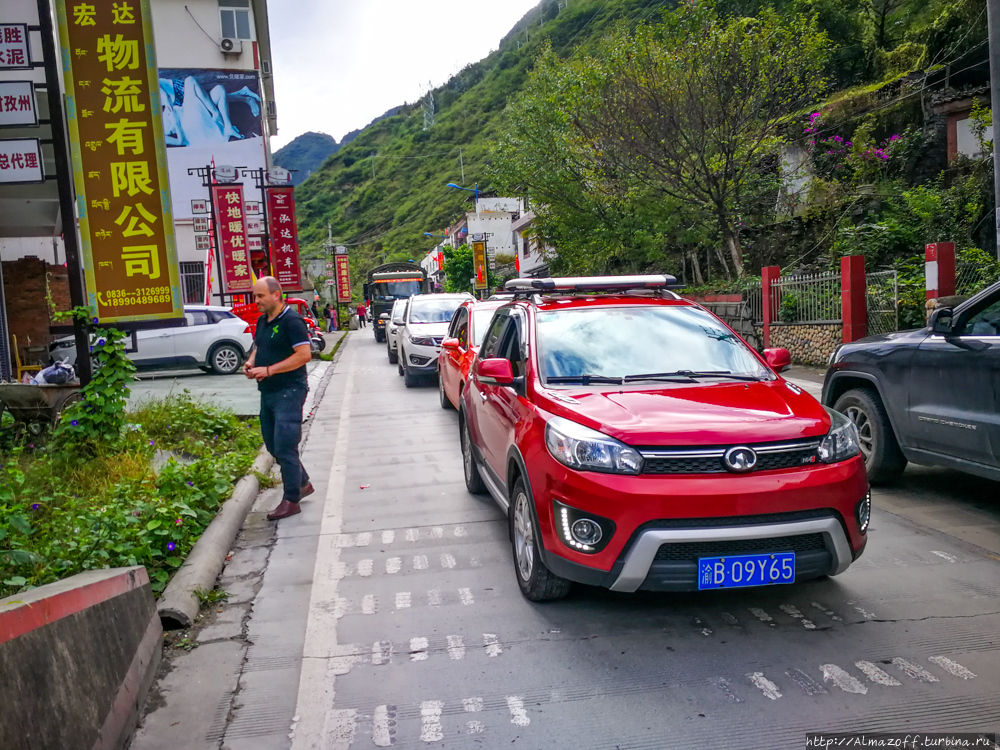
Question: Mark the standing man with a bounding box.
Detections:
[244,277,315,520]
[356,300,367,328]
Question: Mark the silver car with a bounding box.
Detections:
[386,298,408,365]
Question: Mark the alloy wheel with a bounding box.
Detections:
[845,405,873,462]
[462,422,474,483]
[513,492,535,582]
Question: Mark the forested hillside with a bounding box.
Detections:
[293,0,991,297]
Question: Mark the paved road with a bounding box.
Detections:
[137,333,1000,750]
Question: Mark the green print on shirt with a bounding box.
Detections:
[271,325,279,338]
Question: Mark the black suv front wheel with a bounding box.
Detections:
[510,478,571,602]
[834,388,907,484]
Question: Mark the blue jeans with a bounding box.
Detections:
[260,384,310,502]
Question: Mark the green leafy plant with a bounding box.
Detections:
[195,587,229,606]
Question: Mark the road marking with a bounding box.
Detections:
[458,587,475,605]
[507,696,530,726]
[362,595,378,615]
[780,604,817,629]
[447,635,466,660]
[929,656,976,680]
[413,555,429,570]
[427,589,442,607]
[930,550,959,563]
[440,553,456,569]
[386,557,402,575]
[892,658,939,682]
[466,721,485,734]
[372,705,392,747]
[810,602,842,621]
[372,641,392,666]
[382,530,395,545]
[821,664,868,694]
[405,528,419,542]
[855,661,901,686]
[333,534,355,548]
[454,526,468,537]
[720,612,740,627]
[715,677,743,703]
[848,602,876,619]
[430,527,444,538]
[748,607,776,626]
[334,597,349,619]
[469,556,483,567]
[786,668,828,695]
[355,532,371,547]
[409,637,428,661]
[746,672,782,700]
[420,701,444,742]
[357,559,373,577]
[395,592,411,610]
[693,616,712,636]
[463,697,484,712]
[483,634,503,657]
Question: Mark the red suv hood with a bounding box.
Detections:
[538,381,830,446]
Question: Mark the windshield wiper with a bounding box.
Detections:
[622,370,766,383]
[546,375,625,385]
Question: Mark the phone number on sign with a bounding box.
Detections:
[102,286,172,307]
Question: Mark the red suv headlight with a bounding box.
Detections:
[544,416,643,475]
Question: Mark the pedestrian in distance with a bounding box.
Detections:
[244,277,315,521]
[323,303,334,332]
[356,300,367,328]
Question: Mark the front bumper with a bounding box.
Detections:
[404,344,442,373]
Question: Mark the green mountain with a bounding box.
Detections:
[273,132,339,186]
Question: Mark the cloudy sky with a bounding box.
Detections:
[267,0,542,149]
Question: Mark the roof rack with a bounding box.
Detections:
[504,275,681,301]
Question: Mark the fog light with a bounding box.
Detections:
[856,490,871,534]
[571,518,603,546]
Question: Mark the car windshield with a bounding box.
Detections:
[473,309,498,347]
[535,305,772,383]
[409,297,465,324]
[372,279,422,300]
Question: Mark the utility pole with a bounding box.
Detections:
[459,148,465,182]
[371,152,376,181]
[989,0,1000,258]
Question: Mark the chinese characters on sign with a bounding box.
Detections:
[211,184,253,293]
[0,25,30,70]
[0,138,43,184]
[335,255,351,303]
[266,186,303,290]
[0,81,37,127]
[55,0,182,322]
[472,241,488,290]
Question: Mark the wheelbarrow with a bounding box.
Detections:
[0,383,83,434]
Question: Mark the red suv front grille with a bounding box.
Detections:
[639,439,820,475]
[653,533,827,561]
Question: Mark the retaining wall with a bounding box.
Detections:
[769,323,842,367]
[0,567,161,750]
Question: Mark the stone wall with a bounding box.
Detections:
[769,323,842,366]
[1,256,72,368]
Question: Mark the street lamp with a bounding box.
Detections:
[424,232,446,239]
[446,182,479,203]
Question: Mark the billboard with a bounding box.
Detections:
[335,255,351,303]
[267,186,302,290]
[211,184,253,294]
[159,68,265,220]
[472,241,488,290]
[55,0,183,323]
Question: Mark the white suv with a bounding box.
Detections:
[398,293,473,387]
[49,305,254,375]
[386,298,408,365]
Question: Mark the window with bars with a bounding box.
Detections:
[180,262,206,304]
[219,0,253,40]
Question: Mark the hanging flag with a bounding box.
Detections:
[211,184,253,294]
[267,186,303,290]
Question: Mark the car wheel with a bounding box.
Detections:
[439,370,453,410]
[460,415,485,495]
[834,388,907,484]
[397,348,405,376]
[208,343,242,375]
[387,340,398,364]
[404,363,419,388]
[510,478,572,602]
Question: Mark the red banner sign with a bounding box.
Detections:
[211,184,252,293]
[335,255,351,303]
[267,186,303,290]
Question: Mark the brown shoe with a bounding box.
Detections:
[267,499,301,521]
[300,482,315,499]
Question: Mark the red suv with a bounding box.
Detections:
[460,276,870,601]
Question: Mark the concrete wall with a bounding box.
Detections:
[0,567,161,750]
[769,323,842,366]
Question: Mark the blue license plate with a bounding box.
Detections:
[698,552,796,590]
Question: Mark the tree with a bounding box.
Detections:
[573,5,828,274]
[443,244,474,293]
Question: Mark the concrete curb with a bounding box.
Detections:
[157,448,274,630]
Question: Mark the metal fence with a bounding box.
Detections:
[744,282,763,325]
[955,258,998,297]
[772,272,842,324]
[866,269,899,335]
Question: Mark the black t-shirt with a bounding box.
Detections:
[254,305,310,392]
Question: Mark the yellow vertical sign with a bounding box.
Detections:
[472,241,488,290]
[55,0,182,323]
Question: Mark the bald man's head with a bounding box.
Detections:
[254,276,283,317]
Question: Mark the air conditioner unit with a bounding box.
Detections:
[261,60,272,76]
[220,38,242,54]
[267,101,276,118]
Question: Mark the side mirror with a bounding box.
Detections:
[764,347,792,373]
[441,337,461,351]
[929,307,954,335]
[477,358,514,385]
[379,312,390,320]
